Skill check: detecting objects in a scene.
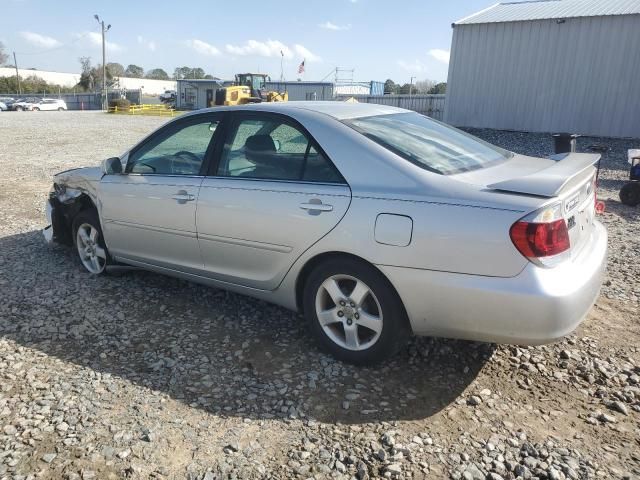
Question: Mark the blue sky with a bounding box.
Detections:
[2,0,493,83]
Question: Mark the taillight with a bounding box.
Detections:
[510,202,570,267]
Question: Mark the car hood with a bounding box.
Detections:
[54,166,102,184]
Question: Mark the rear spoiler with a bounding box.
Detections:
[488,153,600,198]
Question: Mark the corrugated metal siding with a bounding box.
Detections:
[334,94,446,120]
[457,0,640,25]
[265,82,333,101]
[370,81,385,96]
[445,15,640,138]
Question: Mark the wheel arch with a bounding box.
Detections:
[294,251,409,322]
[51,190,99,245]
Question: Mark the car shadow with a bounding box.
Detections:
[0,230,493,424]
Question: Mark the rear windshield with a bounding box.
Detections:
[343,112,513,175]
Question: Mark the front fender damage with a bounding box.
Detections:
[46,185,93,246]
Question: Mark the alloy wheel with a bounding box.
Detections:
[314,274,383,351]
[76,223,107,274]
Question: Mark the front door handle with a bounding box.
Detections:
[300,200,333,213]
[172,190,195,204]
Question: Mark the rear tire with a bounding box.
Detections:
[303,257,410,365]
[72,210,111,275]
[619,182,640,207]
[15,106,23,111]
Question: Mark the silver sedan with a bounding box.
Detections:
[43,102,607,364]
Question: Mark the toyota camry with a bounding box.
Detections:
[43,102,607,364]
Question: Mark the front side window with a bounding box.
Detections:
[344,112,513,175]
[127,119,219,175]
[217,116,343,183]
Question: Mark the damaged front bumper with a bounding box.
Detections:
[42,192,75,246]
[43,200,54,244]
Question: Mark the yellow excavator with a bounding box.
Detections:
[214,73,288,106]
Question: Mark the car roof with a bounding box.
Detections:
[196,101,410,120]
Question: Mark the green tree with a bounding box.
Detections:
[399,83,413,95]
[173,66,207,80]
[77,57,115,91]
[414,79,436,94]
[78,57,96,91]
[106,62,125,77]
[191,67,205,79]
[0,75,77,94]
[124,64,144,78]
[427,82,447,94]
[0,42,8,66]
[145,68,169,80]
[173,66,191,79]
[384,79,399,94]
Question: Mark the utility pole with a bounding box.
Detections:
[409,76,416,108]
[94,15,111,110]
[13,52,21,95]
[280,50,284,82]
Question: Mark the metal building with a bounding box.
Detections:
[444,0,640,138]
[176,79,334,109]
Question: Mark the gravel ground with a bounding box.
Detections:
[0,111,638,480]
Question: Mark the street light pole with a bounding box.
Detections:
[94,15,111,110]
[13,52,21,95]
[409,76,415,109]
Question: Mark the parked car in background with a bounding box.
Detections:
[0,101,7,112]
[159,90,176,102]
[2,98,20,110]
[43,102,607,364]
[11,98,39,111]
[0,97,14,107]
[31,98,68,111]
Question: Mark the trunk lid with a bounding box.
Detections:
[454,152,600,259]
[486,152,600,198]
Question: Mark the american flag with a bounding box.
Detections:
[298,59,305,74]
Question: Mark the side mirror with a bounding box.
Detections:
[102,157,123,175]
[273,139,281,152]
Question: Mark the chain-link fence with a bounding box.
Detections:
[0,90,142,110]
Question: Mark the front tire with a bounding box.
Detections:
[58,107,64,111]
[303,257,410,365]
[72,210,111,274]
[33,107,40,111]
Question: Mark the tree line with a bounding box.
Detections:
[77,58,218,90]
[384,78,446,95]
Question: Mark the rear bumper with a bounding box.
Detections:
[378,220,607,345]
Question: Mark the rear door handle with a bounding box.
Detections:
[300,201,333,212]
[172,190,195,203]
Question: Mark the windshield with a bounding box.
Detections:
[344,112,513,175]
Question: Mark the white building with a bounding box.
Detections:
[0,67,80,87]
[0,68,176,95]
[445,0,640,138]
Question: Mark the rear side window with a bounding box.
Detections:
[216,115,344,183]
[343,112,513,175]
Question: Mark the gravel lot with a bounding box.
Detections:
[0,111,638,480]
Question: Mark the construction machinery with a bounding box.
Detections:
[214,73,288,106]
